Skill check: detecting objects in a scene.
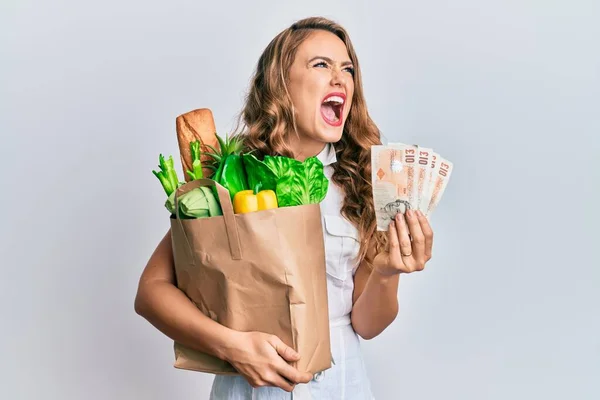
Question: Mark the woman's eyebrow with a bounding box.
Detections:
[308,56,353,66]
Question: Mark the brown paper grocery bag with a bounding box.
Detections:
[170,178,332,375]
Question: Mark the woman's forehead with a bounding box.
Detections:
[297,31,351,63]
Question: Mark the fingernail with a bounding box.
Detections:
[406,210,413,218]
[390,221,395,229]
[416,210,423,217]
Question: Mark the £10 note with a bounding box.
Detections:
[415,146,434,211]
[372,143,453,230]
[419,150,439,211]
[371,144,419,231]
[425,157,453,218]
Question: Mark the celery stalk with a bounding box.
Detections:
[186,141,204,181]
[152,170,172,196]
[153,153,181,196]
[165,155,179,192]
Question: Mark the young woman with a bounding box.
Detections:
[135,16,434,399]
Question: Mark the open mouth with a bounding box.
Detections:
[320,93,345,126]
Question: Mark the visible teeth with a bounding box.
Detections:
[323,95,344,105]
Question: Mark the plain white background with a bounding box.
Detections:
[2,1,599,399]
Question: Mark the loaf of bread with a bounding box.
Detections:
[175,108,220,181]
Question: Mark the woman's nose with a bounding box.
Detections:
[330,68,345,87]
[331,68,346,86]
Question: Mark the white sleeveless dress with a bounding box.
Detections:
[209,143,375,399]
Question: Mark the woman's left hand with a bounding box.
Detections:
[373,209,434,276]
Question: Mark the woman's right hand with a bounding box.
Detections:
[223,330,314,392]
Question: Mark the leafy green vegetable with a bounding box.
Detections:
[242,153,329,207]
[165,186,223,218]
[265,156,328,207]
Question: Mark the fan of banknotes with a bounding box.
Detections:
[371,143,454,231]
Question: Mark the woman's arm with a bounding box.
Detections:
[134,229,236,360]
[351,210,434,339]
[350,251,400,340]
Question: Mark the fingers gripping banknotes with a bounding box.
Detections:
[372,143,454,231]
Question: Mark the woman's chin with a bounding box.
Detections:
[328,131,344,143]
[312,131,342,144]
[317,121,345,142]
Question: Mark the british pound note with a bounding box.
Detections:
[420,151,440,211]
[415,146,434,211]
[388,143,431,213]
[371,144,419,231]
[373,143,454,224]
[425,157,454,218]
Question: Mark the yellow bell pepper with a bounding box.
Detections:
[233,189,278,214]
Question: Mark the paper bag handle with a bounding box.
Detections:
[173,178,242,260]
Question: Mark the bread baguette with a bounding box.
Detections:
[175,108,220,181]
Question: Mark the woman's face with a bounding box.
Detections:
[286,30,355,158]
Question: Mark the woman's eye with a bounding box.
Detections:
[313,61,354,76]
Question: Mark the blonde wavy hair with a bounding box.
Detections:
[232,16,388,269]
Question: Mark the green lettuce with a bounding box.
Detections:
[242,153,329,207]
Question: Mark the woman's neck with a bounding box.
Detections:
[287,135,328,162]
